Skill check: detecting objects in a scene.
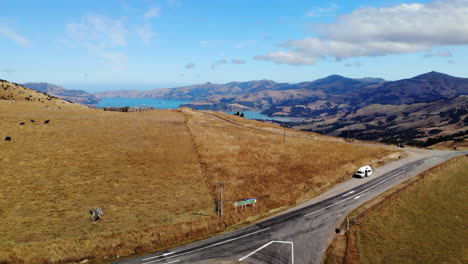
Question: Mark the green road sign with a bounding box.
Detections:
[234,198,257,206]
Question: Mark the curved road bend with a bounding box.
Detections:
[114,149,467,264]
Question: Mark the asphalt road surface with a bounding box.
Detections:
[113,149,466,264]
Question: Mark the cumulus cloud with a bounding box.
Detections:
[256,0,468,65]
[136,7,160,45]
[66,14,129,69]
[185,63,196,69]
[67,13,128,47]
[0,23,32,47]
[144,7,160,20]
[255,51,319,65]
[231,59,246,64]
[424,51,453,58]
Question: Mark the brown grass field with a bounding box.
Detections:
[0,81,398,263]
[355,156,468,264]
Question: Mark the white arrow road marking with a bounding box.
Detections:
[143,252,174,261]
[239,241,294,264]
[141,227,271,263]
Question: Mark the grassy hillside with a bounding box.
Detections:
[0,80,84,109]
[22,82,101,106]
[0,80,398,263]
[356,157,468,264]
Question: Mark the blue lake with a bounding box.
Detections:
[97,98,305,122]
[97,97,191,109]
[227,111,306,122]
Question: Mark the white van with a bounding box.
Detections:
[355,166,372,178]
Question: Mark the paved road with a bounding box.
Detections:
[114,149,467,264]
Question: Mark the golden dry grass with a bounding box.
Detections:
[0,80,398,263]
[183,109,397,221]
[0,102,214,263]
[356,157,468,264]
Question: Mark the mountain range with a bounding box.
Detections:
[19,72,468,147]
[93,72,467,114]
[93,71,467,146]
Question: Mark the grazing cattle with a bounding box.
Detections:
[44,120,50,124]
[89,208,103,221]
[4,136,11,141]
[19,122,25,125]
[31,120,35,123]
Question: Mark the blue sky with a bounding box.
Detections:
[1,0,467,92]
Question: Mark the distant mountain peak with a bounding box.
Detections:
[323,74,347,80]
[415,71,452,79]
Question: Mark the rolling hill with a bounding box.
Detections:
[22,82,101,106]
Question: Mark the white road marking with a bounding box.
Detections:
[140,227,271,263]
[304,170,405,217]
[342,190,355,197]
[239,240,294,264]
[143,260,179,264]
[143,252,174,261]
[354,193,364,200]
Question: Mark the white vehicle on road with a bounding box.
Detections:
[354,165,373,178]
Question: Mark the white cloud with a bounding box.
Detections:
[136,7,160,46]
[0,23,32,47]
[66,14,129,70]
[255,51,318,65]
[256,0,468,65]
[231,59,246,64]
[67,13,128,47]
[306,3,339,17]
[424,51,453,58]
[144,7,160,20]
[136,23,155,45]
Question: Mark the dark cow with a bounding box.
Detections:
[4,136,11,141]
[44,120,50,124]
[31,120,35,123]
[19,122,25,125]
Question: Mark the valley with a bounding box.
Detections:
[0,80,397,264]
